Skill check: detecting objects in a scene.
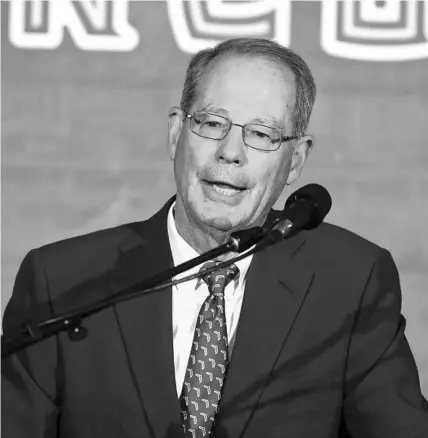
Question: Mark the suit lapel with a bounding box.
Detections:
[215,231,315,438]
[109,199,183,438]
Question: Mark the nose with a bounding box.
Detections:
[214,125,247,166]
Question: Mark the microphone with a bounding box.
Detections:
[270,183,332,241]
[228,184,331,251]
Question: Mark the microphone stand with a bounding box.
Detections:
[1,221,291,358]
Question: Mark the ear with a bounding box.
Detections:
[168,106,185,160]
[286,134,314,185]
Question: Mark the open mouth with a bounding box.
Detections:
[203,180,247,196]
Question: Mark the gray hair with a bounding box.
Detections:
[179,38,316,137]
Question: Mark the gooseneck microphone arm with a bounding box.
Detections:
[1,184,331,358]
[1,227,264,358]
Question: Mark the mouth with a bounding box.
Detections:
[203,180,247,196]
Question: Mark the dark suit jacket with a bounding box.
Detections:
[2,197,428,438]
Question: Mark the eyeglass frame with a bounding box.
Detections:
[182,110,299,152]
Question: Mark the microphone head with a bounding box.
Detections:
[284,184,332,229]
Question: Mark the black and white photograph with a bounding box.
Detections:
[2,1,428,437]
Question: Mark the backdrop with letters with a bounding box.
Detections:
[2,0,428,395]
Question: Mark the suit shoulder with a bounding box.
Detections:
[305,222,387,262]
[36,219,152,262]
[22,218,159,301]
[36,199,173,259]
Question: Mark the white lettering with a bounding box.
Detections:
[9,0,139,52]
[321,0,428,61]
[167,0,291,54]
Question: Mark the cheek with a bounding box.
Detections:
[253,154,292,197]
[175,137,209,186]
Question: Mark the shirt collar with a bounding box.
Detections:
[167,202,253,294]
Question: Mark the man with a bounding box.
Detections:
[2,38,428,438]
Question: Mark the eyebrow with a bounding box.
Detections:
[253,116,283,130]
[199,104,228,115]
[198,104,284,130]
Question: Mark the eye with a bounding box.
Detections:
[194,113,225,128]
[247,127,272,140]
[204,120,222,128]
[253,130,270,139]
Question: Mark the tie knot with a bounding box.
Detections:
[199,261,239,295]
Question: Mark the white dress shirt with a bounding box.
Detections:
[167,203,254,397]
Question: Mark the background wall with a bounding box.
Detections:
[2,0,428,396]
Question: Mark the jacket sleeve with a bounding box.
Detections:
[342,248,428,437]
[2,249,59,438]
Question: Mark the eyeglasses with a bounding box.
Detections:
[184,111,298,152]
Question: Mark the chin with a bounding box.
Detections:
[204,219,234,232]
[196,205,252,233]
[186,188,258,231]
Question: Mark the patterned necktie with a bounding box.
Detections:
[180,261,239,438]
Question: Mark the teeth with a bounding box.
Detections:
[211,184,241,196]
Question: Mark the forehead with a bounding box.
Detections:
[194,55,296,128]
